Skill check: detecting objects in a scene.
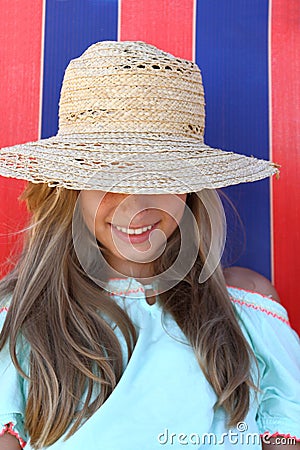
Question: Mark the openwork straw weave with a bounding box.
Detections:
[0,41,279,193]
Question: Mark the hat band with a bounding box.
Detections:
[58,111,205,138]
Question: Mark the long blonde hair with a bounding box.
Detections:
[0,183,256,448]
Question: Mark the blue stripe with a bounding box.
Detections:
[41,0,118,139]
[195,0,271,278]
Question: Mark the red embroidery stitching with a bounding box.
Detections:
[108,288,158,296]
[0,307,8,313]
[230,297,290,326]
[260,431,300,443]
[107,287,142,296]
[0,422,26,448]
[106,280,158,297]
[226,284,280,303]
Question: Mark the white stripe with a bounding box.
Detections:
[268,0,275,285]
[38,0,46,139]
[117,0,122,41]
[192,0,197,62]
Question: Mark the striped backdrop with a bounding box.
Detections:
[0,0,299,331]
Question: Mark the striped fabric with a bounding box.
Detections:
[0,0,299,332]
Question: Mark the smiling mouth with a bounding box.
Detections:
[111,222,159,236]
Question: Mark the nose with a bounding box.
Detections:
[116,194,150,209]
[113,194,156,226]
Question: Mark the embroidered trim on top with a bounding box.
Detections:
[105,278,158,297]
[107,287,159,297]
[0,422,27,448]
[229,296,290,326]
[260,431,300,443]
[226,285,279,302]
[107,286,144,295]
[0,306,8,313]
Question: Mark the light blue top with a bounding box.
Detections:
[0,277,300,449]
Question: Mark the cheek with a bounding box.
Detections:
[162,194,187,232]
[80,191,107,234]
[177,194,187,215]
[169,194,187,218]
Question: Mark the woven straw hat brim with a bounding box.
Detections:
[0,133,279,194]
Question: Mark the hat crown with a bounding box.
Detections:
[58,41,205,140]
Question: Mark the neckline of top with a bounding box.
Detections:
[104,277,284,313]
[106,276,157,290]
[106,276,236,295]
[105,277,159,308]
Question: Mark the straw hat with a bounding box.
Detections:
[0,41,279,193]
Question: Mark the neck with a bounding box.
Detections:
[106,253,155,285]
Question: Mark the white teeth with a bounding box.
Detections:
[114,224,154,235]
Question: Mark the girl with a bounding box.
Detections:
[0,41,299,450]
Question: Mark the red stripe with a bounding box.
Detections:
[271,0,300,332]
[119,0,195,60]
[0,0,44,276]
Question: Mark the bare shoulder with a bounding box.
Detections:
[223,266,281,303]
[0,433,22,449]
